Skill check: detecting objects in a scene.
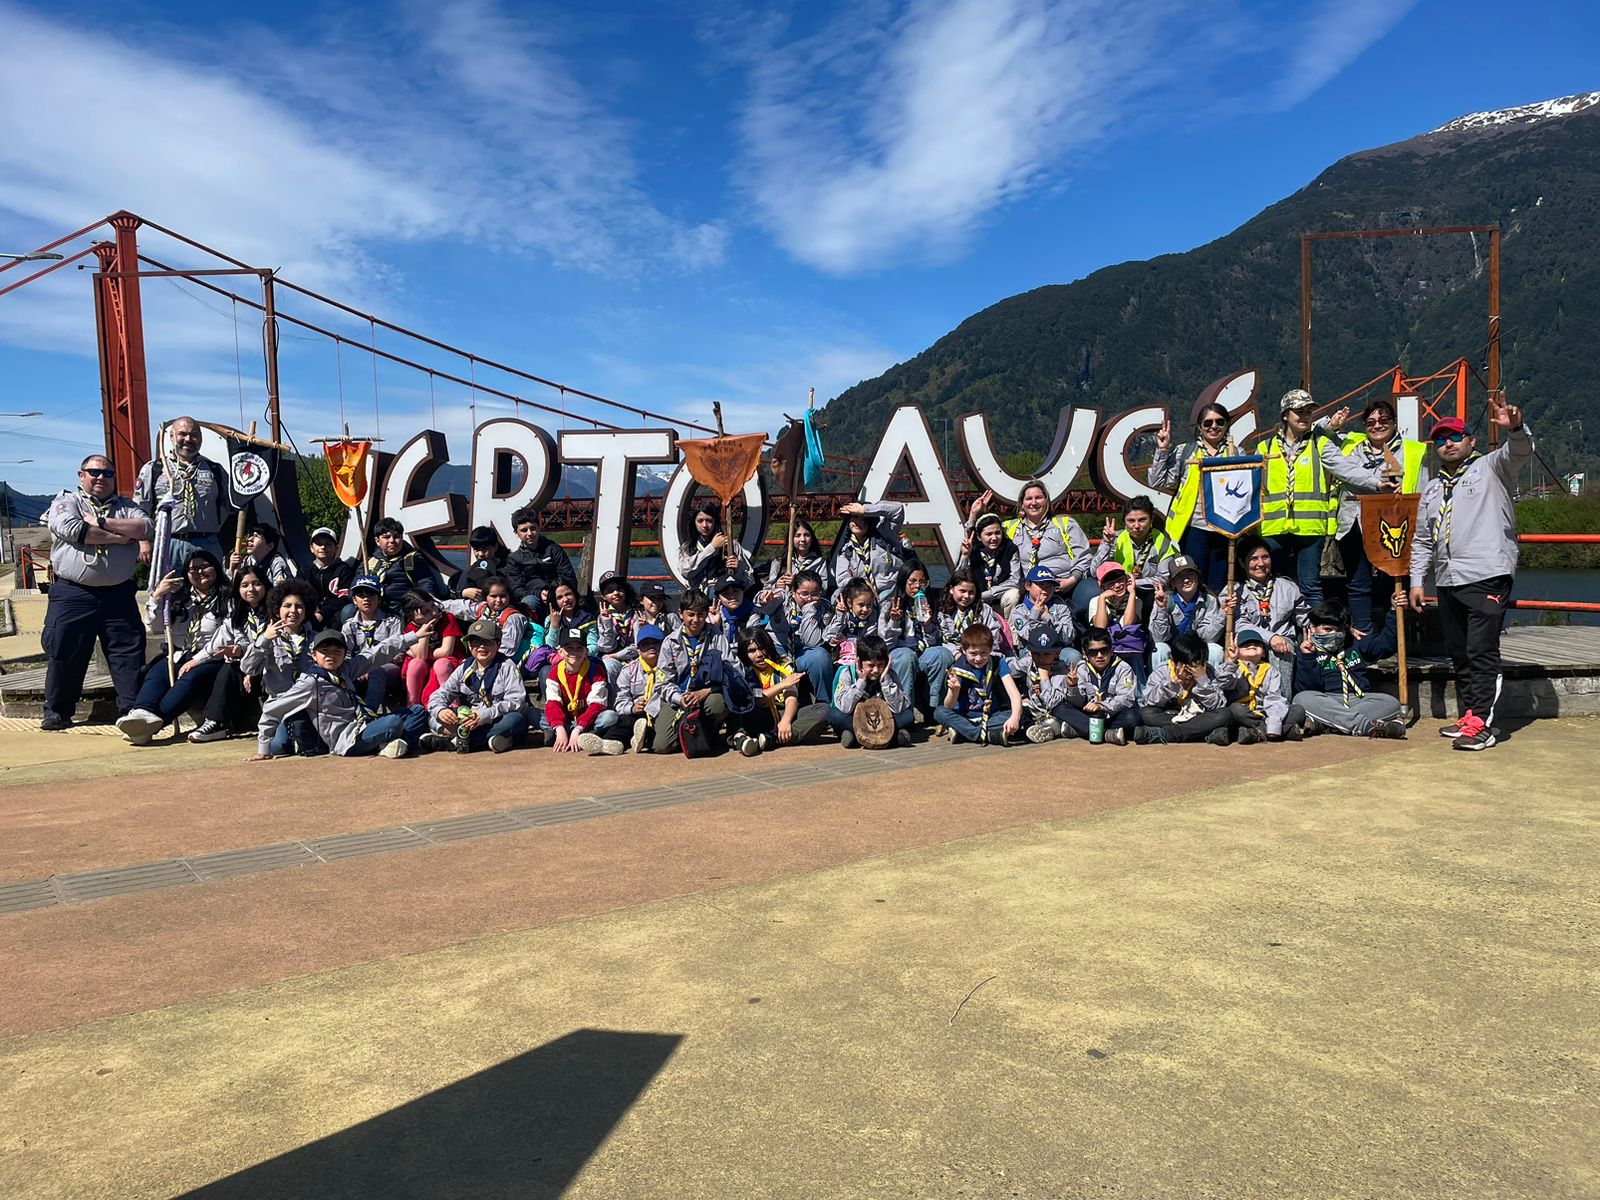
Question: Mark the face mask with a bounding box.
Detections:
[1311,632,1344,653]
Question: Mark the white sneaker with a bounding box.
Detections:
[629,720,648,754]
[599,738,625,756]
[758,732,778,752]
[116,709,165,744]
[1025,723,1056,744]
[488,733,515,754]
[577,731,605,755]
[379,738,410,759]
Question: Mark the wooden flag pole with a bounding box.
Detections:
[231,420,257,564]
[1224,536,1238,646]
[1393,575,1410,717]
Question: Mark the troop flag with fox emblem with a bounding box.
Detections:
[1358,492,1421,576]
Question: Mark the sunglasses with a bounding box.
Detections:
[1432,432,1467,445]
[82,468,115,478]
[1198,418,1228,429]
[1085,647,1114,657]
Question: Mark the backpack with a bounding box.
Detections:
[678,707,716,759]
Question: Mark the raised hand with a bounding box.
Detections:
[152,569,183,599]
[1155,419,1171,451]
[1327,406,1351,433]
[1102,516,1116,541]
[1225,636,1238,662]
[1491,402,1523,430]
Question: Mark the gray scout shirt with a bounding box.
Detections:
[614,656,670,722]
[1229,577,1307,643]
[1015,656,1074,716]
[1217,660,1292,736]
[427,654,527,724]
[134,453,229,537]
[753,592,828,655]
[1067,658,1139,715]
[1410,424,1532,590]
[145,588,226,657]
[241,627,316,695]
[834,669,909,715]
[1149,591,1226,646]
[831,502,907,597]
[1142,662,1226,712]
[255,632,416,756]
[1005,514,1090,581]
[679,538,754,593]
[46,490,151,586]
[342,612,405,656]
[441,599,527,660]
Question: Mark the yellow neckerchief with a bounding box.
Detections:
[556,657,592,715]
[1240,659,1271,714]
[639,659,662,701]
[754,656,794,718]
[356,617,384,647]
[1167,660,1192,704]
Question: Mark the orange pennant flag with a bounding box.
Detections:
[678,433,765,504]
[325,440,371,508]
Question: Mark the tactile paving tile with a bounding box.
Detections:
[304,828,429,862]
[184,843,320,881]
[593,787,699,814]
[672,776,776,800]
[506,798,609,827]
[408,812,526,844]
[54,859,199,903]
[0,879,58,915]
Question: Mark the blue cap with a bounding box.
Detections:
[1235,627,1266,647]
[1025,627,1058,654]
[636,623,665,646]
[350,573,382,594]
[1025,565,1059,584]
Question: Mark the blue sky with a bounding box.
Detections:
[0,0,1595,497]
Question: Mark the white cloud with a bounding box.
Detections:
[1269,0,1416,109]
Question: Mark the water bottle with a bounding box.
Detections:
[454,704,474,752]
[1089,715,1105,744]
[912,589,932,624]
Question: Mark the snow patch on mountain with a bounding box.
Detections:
[1430,92,1600,134]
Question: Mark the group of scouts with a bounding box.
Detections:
[41,393,1533,757]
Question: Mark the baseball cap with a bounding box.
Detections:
[635,623,665,646]
[715,574,745,594]
[1024,627,1057,654]
[1430,417,1468,439]
[465,618,500,643]
[1235,627,1267,648]
[1167,554,1201,581]
[311,628,346,650]
[598,571,626,592]
[1279,388,1316,412]
[1025,565,1059,585]
[1095,561,1129,585]
[559,629,588,650]
[639,581,668,601]
[310,526,338,543]
[349,573,381,594]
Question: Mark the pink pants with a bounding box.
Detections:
[404,655,461,707]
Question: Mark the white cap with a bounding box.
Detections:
[310,526,338,542]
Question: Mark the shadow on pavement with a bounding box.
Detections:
[179,1028,682,1199]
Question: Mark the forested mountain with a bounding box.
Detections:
[821,93,1600,476]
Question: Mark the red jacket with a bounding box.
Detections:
[544,658,609,730]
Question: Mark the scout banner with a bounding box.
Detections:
[1358,492,1420,577]
[1199,454,1264,644]
[325,439,372,508]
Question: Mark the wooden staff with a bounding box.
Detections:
[1224,534,1238,646]
[231,420,257,565]
[1393,574,1410,717]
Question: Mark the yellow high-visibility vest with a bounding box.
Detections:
[1259,434,1337,537]
[1340,434,1426,493]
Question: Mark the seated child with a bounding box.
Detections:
[1012,627,1075,743]
[928,569,1006,702]
[636,581,679,638]
[1222,536,1306,697]
[735,629,829,755]
[1292,598,1405,739]
[401,590,464,707]
[441,576,530,665]
[253,626,428,759]
[451,525,507,600]
[243,578,324,756]
[595,572,643,683]
[962,510,1023,614]
[823,577,881,706]
[543,630,624,755]
[342,573,404,712]
[710,574,758,643]
[365,517,445,612]
[420,617,530,754]
[1007,566,1075,662]
[614,624,668,753]
[879,561,942,714]
[1134,632,1232,745]
[1149,554,1226,673]
[829,633,913,748]
[185,565,271,744]
[934,624,1025,746]
[1218,627,1305,743]
[1048,627,1140,744]
[232,521,295,584]
[1087,561,1150,686]
[651,591,752,755]
[756,568,831,705]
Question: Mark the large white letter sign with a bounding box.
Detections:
[957,406,1100,504]
[1191,368,1260,445]
[381,431,467,573]
[659,465,769,589]
[559,429,677,591]
[469,418,558,549]
[861,405,966,566]
[1089,405,1170,507]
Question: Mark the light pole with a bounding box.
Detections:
[1,252,64,263]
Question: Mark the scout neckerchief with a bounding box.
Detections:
[678,633,707,685]
[163,451,201,527]
[1243,577,1274,625]
[1240,660,1271,715]
[946,605,979,644]
[1124,531,1165,579]
[1167,661,1193,706]
[599,600,636,643]
[1020,519,1050,569]
[1315,643,1365,705]
[555,657,592,716]
[242,607,268,642]
[182,587,219,652]
[354,617,386,649]
[1357,433,1402,474]
[1171,591,1201,635]
[841,534,872,579]
[951,656,998,740]
[313,663,378,731]
[977,548,1002,588]
[1435,454,1482,546]
[1189,437,1236,465]
[752,656,793,719]
[1083,659,1117,700]
[281,628,308,679]
[461,657,502,705]
[77,490,116,563]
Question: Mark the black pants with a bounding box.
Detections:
[1228,699,1305,736]
[42,577,146,719]
[1437,575,1511,725]
[203,661,263,732]
[1143,706,1233,742]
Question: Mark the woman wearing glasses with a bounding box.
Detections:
[1148,402,1239,592]
[116,550,230,744]
[1325,399,1430,633]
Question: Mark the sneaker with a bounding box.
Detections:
[1283,725,1304,742]
[1204,727,1232,746]
[488,733,515,754]
[418,732,453,754]
[1025,723,1057,744]
[1369,718,1407,740]
[737,733,762,758]
[577,731,605,755]
[1454,724,1497,751]
[758,732,778,752]
[187,719,229,744]
[378,738,410,759]
[599,737,625,756]
[116,709,165,744]
[1439,719,1467,739]
[1235,727,1266,746]
[629,721,648,754]
[840,730,858,749]
[1133,726,1168,745]
[1105,726,1127,746]
[895,729,912,747]
[40,712,70,732]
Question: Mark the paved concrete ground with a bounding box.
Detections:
[0,719,1596,1198]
